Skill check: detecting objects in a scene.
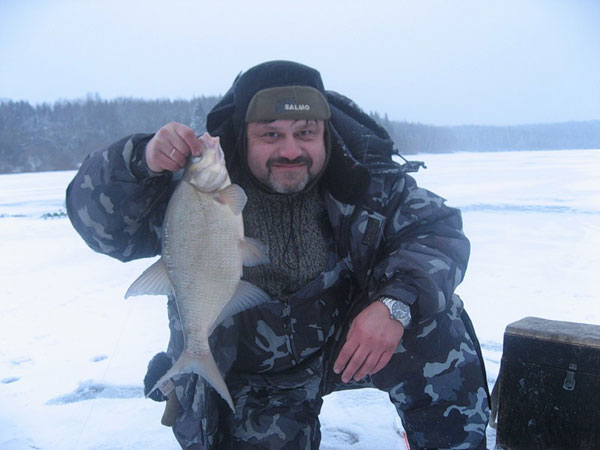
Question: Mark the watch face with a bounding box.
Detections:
[382,298,411,327]
[391,303,406,319]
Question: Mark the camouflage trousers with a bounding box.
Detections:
[166,295,490,450]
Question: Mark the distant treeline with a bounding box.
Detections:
[0,96,220,174]
[1,97,599,174]
[375,113,600,154]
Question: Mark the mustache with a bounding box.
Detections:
[267,156,313,168]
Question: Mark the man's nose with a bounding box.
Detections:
[278,136,303,160]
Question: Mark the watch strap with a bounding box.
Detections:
[378,297,412,328]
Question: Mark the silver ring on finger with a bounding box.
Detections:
[169,148,177,159]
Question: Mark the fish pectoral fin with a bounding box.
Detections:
[241,237,270,266]
[124,257,173,298]
[210,281,270,333]
[213,184,247,215]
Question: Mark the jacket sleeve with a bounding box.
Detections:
[65,133,175,262]
[369,173,470,324]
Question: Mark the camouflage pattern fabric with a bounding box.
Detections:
[66,130,489,449]
[166,293,488,450]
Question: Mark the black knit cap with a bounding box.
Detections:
[231,60,328,133]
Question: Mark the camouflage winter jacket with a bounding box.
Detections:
[67,160,467,325]
[66,94,469,339]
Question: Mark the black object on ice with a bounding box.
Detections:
[144,352,173,402]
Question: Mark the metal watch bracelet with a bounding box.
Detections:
[378,297,412,328]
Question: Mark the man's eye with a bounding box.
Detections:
[298,130,313,137]
[263,132,278,138]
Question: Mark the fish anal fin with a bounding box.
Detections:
[210,281,270,334]
[241,237,269,267]
[125,257,173,298]
[213,184,247,215]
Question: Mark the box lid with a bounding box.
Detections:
[505,317,600,349]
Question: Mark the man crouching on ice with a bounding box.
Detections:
[66,60,490,449]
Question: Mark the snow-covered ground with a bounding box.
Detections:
[1,149,598,449]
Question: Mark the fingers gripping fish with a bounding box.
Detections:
[125,132,270,411]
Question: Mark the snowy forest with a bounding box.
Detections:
[1,96,599,174]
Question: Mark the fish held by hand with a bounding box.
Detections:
[125,132,269,411]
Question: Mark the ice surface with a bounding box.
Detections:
[1,149,598,449]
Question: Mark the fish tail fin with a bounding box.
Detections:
[148,350,235,412]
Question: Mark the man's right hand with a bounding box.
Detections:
[145,122,204,173]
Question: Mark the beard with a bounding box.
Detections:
[267,170,311,193]
[266,156,313,193]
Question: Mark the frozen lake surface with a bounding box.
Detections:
[1,149,598,449]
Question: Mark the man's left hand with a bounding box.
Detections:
[333,301,404,383]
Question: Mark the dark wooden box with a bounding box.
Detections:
[496,317,600,450]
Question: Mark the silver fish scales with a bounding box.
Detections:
[125,132,269,411]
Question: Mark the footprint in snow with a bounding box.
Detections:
[323,427,359,445]
[11,357,32,366]
[46,381,144,405]
[2,377,20,384]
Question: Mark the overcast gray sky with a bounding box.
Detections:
[1,0,599,126]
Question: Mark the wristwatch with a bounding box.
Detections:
[378,297,412,328]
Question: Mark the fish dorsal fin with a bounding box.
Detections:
[213,184,247,215]
[241,237,270,267]
[125,257,173,298]
[209,280,270,333]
